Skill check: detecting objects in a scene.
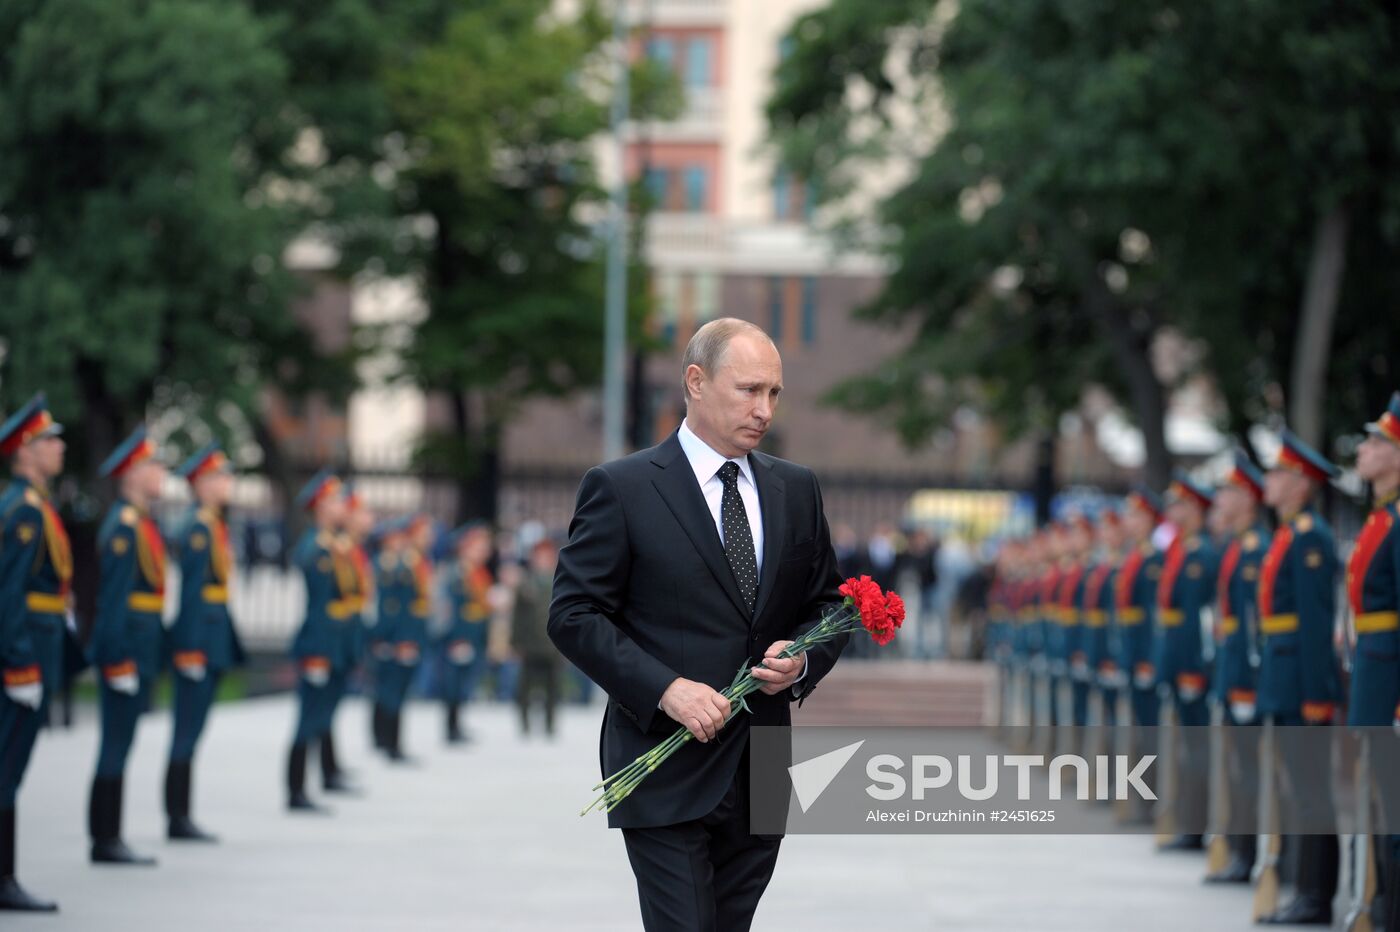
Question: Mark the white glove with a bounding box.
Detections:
[179,663,207,682]
[1231,699,1257,722]
[303,666,330,688]
[107,670,140,695]
[1070,657,1090,681]
[1178,682,1204,703]
[448,641,475,665]
[1133,665,1156,690]
[4,680,42,710]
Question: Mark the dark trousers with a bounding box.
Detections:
[1273,713,1339,905]
[1071,680,1091,727]
[516,657,559,735]
[0,697,42,809]
[170,673,219,763]
[95,679,150,778]
[293,678,334,744]
[621,749,782,932]
[1167,686,1210,835]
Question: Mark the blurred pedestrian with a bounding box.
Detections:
[511,538,561,737]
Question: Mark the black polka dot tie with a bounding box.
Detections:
[718,461,757,614]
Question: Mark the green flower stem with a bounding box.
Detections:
[584,600,867,815]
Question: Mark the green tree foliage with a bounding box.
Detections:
[0,0,316,472]
[388,0,678,519]
[768,0,1400,484]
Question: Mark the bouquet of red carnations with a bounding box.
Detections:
[581,576,904,816]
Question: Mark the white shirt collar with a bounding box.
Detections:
[678,419,755,489]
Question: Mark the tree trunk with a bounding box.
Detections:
[1084,284,1171,490]
[251,411,301,557]
[1288,203,1349,448]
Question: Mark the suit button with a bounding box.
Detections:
[751,634,760,643]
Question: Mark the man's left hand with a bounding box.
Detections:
[751,641,805,696]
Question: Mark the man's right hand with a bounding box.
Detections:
[659,678,731,743]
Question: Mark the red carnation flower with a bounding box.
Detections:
[884,591,906,629]
[841,575,894,644]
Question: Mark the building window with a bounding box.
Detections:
[647,37,676,68]
[801,278,818,345]
[767,276,784,342]
[773,169,812,222]
[694,272,718,323]
[685,37,714,87]
[643,167,669,208]
[683,165,708,212]
[656,271,681,345]
[772,170,791,221]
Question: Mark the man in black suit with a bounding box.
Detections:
[549,317,848,931]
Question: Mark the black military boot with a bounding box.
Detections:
[371,705,387,751]
[320,733,361,794]
[165,761,216,842]
[287,743,327,813]
[90,777,156,865]
[386,713,415,765]
[1204,835,1254,884]
[0,808,57,912]
[1157,834,1204,852]
[445,703,467,745]
[1384,858,1399,932]
[1261,835,1335,925]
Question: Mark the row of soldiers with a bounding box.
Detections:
[986,393,1400,928]
[0,392,548,913]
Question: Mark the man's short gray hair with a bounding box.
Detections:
[681,318,775,402]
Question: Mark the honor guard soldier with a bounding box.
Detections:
[369,517,414,760]
[1347,391,1400,929]
[1114,489,1164,821]
[1058,514,1092,727]
[166,444,245,841]
[1154,473,1218,851]
[316,483,370,796]
[89,425,168,865]
[1116,490,1164,728]
[1083,510,1124,726]
[394,514,434,757]
[1204,450,1268,884]
[1016,532,1048,732]
[1256,428,1342,925]
[0,394,67,910]
[443,521,493,745]
[1039,525,1067,731]
[286,469,346,812]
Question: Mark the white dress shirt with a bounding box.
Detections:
[677,419,764,573]
[675,419,806,689]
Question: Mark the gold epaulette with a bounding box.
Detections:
[1294,513,1314,533]
[23,487,42,507]
[120,505,139,526]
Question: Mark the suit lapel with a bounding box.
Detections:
[750,452,786,626]
[649,434,750,621]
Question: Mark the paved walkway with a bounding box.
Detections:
[8,696,1262,930]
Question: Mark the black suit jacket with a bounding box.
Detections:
[548,431,847,829]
